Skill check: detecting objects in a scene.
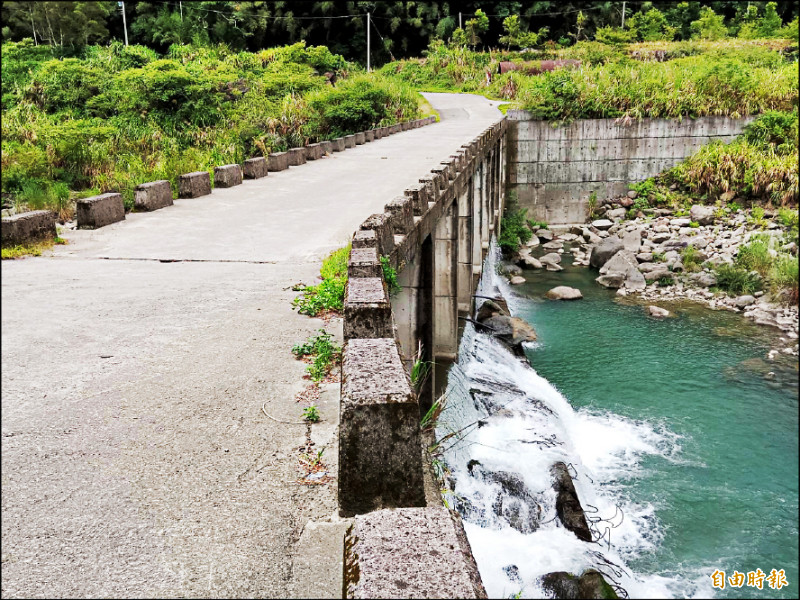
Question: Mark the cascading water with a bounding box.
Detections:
[436,242,697,599]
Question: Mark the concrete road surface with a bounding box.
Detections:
[1,93,502,598]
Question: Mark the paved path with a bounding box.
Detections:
[1,93,502,598]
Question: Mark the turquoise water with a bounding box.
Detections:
[514,259,799,598]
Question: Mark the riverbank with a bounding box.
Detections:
[506,201,799,360]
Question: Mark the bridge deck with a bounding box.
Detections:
[0,93,501,597]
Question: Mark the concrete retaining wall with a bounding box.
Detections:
[506,111,753,224]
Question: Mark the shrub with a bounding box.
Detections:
[293,245,350,316]
[715,263,763,294]
[499,192,532,255]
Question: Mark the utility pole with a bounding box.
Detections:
[120,1,129,45]
[179,1,183,21]
[621,1,626,28]
[459,12,462,29]
[366,12,371,72]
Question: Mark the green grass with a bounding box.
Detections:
[292,245,351,316]
[1,235,66,259]
[380,255,401,295]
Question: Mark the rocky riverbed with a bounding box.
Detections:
[505,199,799,359]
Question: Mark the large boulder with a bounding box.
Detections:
[479,316,537,354]
[648,305,671,318]
[545,286,583,301]
[475,299,507,322]
[550,462,592,542]
[541,570,619,599]
[606,207,626,220]
[690,271,717,287]
[536,228,553,241]
[596,274,625,289]
[589,236,624,268]
[540,252,562,265]
[690,204,716,225]
[622,229,642,253]
[591,219,614,230]
[599,250,646,291]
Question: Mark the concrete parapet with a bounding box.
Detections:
[305,143,324,160]
[352,229,377,249]
[372,128,382,139]
[77,193,125,229]
[364,130,374,142]
[344,278,393,340]
[243,157,268,179]
[287,148,307,166]
[348,247,382,279]
[332,138,346,152]
[385,196,414,235]
[214,164,243,188]
[419,174,439,203]
[338,338,424,516]
[344,135,357,149]
[404,184,429,216]
[178,171,212,198]
[344,507,487,599]
[268,152,290,171]
[360,213,394,256]
[134,180,173,211]
[355,132,366,145]
[320,140,333,155]
[1,210,56,248]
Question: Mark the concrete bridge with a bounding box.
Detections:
[1,93,503,598]
[2,87,752,597]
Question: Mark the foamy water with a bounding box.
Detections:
[436,244,706,599]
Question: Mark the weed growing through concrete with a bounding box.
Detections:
[302,405,321,422]
[292,245,350,316]
[292,329,342,383]
[380,255,401,296]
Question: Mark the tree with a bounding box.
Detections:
[571,10,587,42]
[665,2,702,41]
[595,26,635,45]
[499,14,548,49]
[465,8,489,48]
[1,1,112,47]
[628,8,677,42]
[691,6,728,40]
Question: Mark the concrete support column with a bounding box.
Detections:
[456,184,473,316]
[472,167,484,293]
[393,259,421,372]
[433,201,458,361]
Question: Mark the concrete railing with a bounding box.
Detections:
[1,117,438,235]
[338,117,506,598]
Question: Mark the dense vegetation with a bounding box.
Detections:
[3,2,797,64]
[1,40,420,216]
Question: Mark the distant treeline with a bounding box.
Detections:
[2,1,798,65]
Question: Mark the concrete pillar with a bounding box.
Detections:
[472,167,484,293]
[433,201,458,361]
[456,184,473,316]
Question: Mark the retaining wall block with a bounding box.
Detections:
[77,193,125,229]
[243,157,268,179]
[364,130,374,142]
[404,184,429,216]
[332,138,346,152]
[134,180,173,211]
[355,132,366,145]
[348,247,382,279]
[214,164,243,188]
[344,135,357,149]
[1,210,56,248]
[360,213,394,256]
[178,171,212,198]
[339,338,425,516]
[385,196,414,235]
[287,148,307,166]
[372,128,383,140]
[320,140,333,155]
[352,229,377,249]
[344,507,487,599]
[343,277,393,340]
[268,152,290,171]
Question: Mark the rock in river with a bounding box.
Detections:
[545,286,583,301]
[589,236,623,268]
